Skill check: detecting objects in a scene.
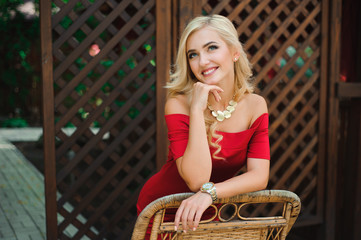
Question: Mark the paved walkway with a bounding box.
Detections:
[0,137,46,240]
[0,131,96,240]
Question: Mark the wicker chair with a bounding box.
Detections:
[132,190,301,240]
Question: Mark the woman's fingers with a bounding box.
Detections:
[210,89,222,102]
[187,207,197,231]
[193,82,223,95]
[180,203,197,232]
[193,208,204,230]
[175,200,197,232]
[174,192,213,233]
[192,82,224,111]
[174,204,184,231]
[175,201,193,233]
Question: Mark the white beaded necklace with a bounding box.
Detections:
[207,98,238,122]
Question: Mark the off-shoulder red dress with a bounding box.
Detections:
[136,113,270,238]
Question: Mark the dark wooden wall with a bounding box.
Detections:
[40,0,360,239]
[335,0,361,239]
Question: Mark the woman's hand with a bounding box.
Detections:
[174,191,213,233]
[191,82,223,113]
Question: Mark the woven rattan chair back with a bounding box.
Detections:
[132,190,301,240]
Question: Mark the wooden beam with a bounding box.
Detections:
[172,0,179,63]
[193,0,204,15]
[317,0,329,230]
[40,0,57,239]
[156,0,171,169]
[337,82,361,98]
[178,0,194,33]
[325,0,342,239]
[353,3,361,238]
[354,102,361,240]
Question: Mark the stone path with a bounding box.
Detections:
[0,137,46,240]
[0,132,96,240]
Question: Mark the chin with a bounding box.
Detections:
[200,77,220,85]
[205,80,221,85]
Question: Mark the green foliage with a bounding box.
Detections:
[0,0,40,116]
[1,117,28,128]
[0,1,156,127]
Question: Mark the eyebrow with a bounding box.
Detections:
[187,41,218,54]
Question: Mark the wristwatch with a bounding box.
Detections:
[200,182,217,202]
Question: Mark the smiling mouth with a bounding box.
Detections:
[202,67,218,76]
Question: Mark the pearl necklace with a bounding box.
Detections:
[208,99,238,122]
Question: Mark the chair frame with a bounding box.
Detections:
[132,190,301,240]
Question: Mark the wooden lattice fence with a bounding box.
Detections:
[41,0,330,239]
[41,0,164,239]
[178,0,327,226]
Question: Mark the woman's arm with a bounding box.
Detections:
[215,158,269,197]
[165,83,223,192]
[179,108,212,191]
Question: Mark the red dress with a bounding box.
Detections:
[136,113,270,237]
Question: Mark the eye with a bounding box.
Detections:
[208,45,218,51]
[188,52,197,59]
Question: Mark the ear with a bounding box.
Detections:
[233,51,240,62]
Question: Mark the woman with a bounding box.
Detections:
[136,14,270,236]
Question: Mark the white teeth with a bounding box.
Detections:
[203,68,216,75]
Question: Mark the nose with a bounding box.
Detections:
[199,53,210,66]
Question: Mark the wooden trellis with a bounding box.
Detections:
[179,0,327,226]
[41,0,332,239]
[41,0,166,239]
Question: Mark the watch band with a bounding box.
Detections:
[201,182,218,202]
[208,187,217,202]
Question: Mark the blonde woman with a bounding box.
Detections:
[137,14,270,238]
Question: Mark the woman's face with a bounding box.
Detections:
[186,27,236,86]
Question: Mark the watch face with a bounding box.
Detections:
[203,182,213,190]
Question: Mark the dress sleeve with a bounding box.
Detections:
[165,114,190,162]
[247,113,270,160]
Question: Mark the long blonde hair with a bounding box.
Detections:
[166,14,254,159]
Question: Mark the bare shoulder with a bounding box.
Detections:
[165,94,190,115]
[243,93,268,121]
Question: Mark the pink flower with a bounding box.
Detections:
[89,44,100,56]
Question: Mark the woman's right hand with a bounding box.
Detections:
[174,191,213,233]
[190,82,223,113]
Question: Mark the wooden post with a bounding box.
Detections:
[354,108,361,240]
[325,0,342,239]
[353,5,361,239]
[156,0,171,169]
[178,0,194,34]
[317,0,330,227]
[40,0,57,239]
[178,0,203,34]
